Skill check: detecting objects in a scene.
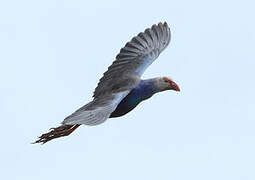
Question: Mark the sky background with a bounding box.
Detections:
[0,0,255,179]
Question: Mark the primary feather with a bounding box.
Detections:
[93,22,171,98]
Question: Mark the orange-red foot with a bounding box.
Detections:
[33,124,80,144]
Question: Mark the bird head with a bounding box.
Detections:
[157,77,180,92]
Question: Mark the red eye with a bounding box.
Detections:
[163,78,169,83]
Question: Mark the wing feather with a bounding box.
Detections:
[93,22,171,98]
[62,91,129,126]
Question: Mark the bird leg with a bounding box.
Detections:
[32,124,80,144]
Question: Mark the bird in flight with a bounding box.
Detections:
[33,22,180,144]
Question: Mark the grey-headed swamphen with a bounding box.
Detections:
[34,22,180,144]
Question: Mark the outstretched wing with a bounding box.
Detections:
[62,91,129,126]
[93,22,171,98]
[63,22,171,126]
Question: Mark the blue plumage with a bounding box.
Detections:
[110,80,157,118]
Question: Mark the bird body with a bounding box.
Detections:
[34,22,180,144]
[110,79,158,117]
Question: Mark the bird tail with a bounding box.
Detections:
[33,124,80,144]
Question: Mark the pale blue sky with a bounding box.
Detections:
[0,0,255,179]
